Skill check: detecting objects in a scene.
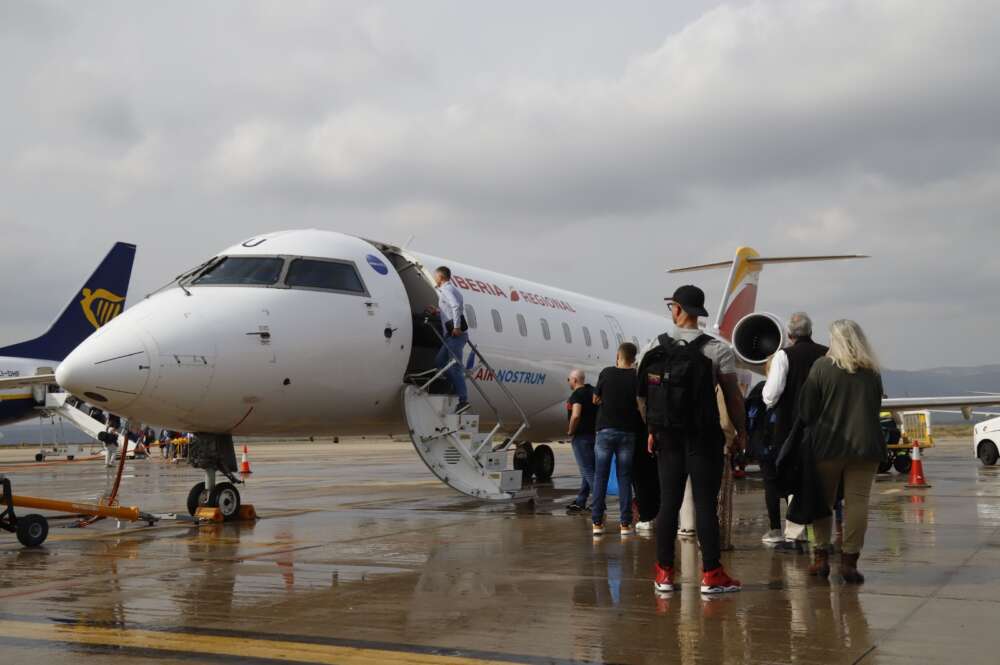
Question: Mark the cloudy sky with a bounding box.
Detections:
[2,0,998,370]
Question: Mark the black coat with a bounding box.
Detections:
[775,420,832,525]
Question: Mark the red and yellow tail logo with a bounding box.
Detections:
[80,288,125,330]
[717,247,762,340]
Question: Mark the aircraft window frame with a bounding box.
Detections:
[582,326,592,347]
[517,313,528,337]
[465,304,478,329]
[562,322,572,344]
[283,257,370,296]
[600,329,609,349]
[632,336,640,348]
[190,255,285,287]
[540,318,551,341]
[491,308,503,333]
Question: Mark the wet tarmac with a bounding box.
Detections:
[0,436,997,664]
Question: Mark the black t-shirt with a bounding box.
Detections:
[567,384,598,435]
[595,367,643,432]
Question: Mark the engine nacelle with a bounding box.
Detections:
[731,312,785,365]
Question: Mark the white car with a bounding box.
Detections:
[974,416,1000,466]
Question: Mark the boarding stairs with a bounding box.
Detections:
[403,322,532,501]
[33,392,136,460]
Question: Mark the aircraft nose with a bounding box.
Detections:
[56,321,151,410]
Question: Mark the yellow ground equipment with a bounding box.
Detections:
[879,410,934,474]
[0,475,157,547]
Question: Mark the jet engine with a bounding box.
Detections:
[731,313,785,365]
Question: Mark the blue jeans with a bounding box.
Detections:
[571,433,596,506]
[434,332,469,402]
[592,428,635,526]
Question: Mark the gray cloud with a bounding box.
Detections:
[0,0,998,371]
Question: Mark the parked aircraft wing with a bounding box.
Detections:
[882,395,1000,412]
[0,374,56,390]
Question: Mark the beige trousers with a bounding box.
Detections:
[813,458,878,554]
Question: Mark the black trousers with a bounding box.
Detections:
[632,434,660,522]
[760,458,782,531]
[654,430,723,570]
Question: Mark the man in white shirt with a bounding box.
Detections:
[760,312,828,545]
[429,266,470,414]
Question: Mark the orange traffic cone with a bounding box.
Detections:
[240,445,253,475]
[905,442,930,488]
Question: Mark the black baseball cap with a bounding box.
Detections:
[665,284,709,317]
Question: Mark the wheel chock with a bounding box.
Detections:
[238,504,258,521]
[194,506,224,523]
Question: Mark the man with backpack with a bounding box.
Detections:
[638,285,747,594]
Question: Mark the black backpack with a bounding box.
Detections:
[638,333,723,450]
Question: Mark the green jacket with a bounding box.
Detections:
[798,357,885,462]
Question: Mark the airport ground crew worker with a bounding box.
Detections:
[798,319,884,584]
[761,312,828,546]
[590,342,643,536]
[638,285,746,594]
[565,369,598,515]
[428,266,470,415]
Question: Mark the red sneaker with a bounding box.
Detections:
[654,563,675,592]
[701,566,742,594]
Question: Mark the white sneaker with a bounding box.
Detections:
[636,520,655,534]
[678,528,697,539]
[761,529,785,544]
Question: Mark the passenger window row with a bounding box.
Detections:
[465,304,619,350]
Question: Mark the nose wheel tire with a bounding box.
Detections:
[17,514,49,547]
[209,482,242,521]
[186,482,208,516]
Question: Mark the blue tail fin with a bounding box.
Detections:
[0,242,137,361]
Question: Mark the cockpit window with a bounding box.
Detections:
[192,257,283,286]
[285,258,368,295]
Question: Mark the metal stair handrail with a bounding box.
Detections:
[417,317,530,449]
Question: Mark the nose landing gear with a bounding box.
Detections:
[185,434,253,522]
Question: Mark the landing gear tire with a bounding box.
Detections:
[893,453,912,475]
[513,442,534,481]
[209,482,241,521]
[16,514,49,547]
[979,441,999,466]
[530,444,555,482]
[67,455,75,461]
[186,481,208,516]
[34,453,44,462]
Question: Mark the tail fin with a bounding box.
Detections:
[669,247,867,340]
[0,242,137,361]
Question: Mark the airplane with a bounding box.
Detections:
[0,242,136,428]
[51,230,1000,516]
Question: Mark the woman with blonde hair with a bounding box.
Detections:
[798,319,885,583]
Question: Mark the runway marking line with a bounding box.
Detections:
[0,619,565,665]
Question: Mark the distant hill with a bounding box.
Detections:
[882,364,1000,398]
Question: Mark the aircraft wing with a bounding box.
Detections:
[882,395,1000,412]
[0,374,56,390]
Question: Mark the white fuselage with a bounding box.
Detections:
[56,230,670,440]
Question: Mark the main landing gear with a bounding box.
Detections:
[513,442,555,483]
[185,434,249,522]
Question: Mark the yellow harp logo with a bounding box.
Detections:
[80,288,125,330]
